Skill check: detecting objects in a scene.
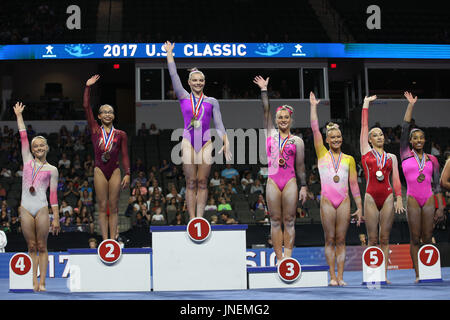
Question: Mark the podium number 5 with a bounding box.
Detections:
[370,250,379,265]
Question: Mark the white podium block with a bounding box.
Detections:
[151,224,248,291]
[9,253,34,293]
[362,246,387,285]
[68,248,152,292]
[418,244,442,283]
[247,265,329,289]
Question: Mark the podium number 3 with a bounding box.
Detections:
[285,262,295,277]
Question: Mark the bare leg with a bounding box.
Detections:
[107,168,122,240]
[266,179,283,262]
[281,178,298,258]
[35,207,50,291]
[335,197,351,286]
[320,197,338,285]
[94,167,110,240]
[406,196,423,282]
[196,142,212,218]
[379,194,395,283]
[19,207,39,291]
[364,193,380,247]
[182,140,198,220]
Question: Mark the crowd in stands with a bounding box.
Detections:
[0,122,449,238]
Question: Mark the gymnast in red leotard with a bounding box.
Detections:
[359,95,405,283]
[84,75,131,240]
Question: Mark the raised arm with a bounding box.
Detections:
[399,91,417,161]
[164,41,189,100]
[253,76,274,134]
[360,95,377,155]
[294,137,308,204]
[441,159,450,191]
[84,75,101,133]
[13,102,33,163]
[403,91,417,123]
[309,92,327,158]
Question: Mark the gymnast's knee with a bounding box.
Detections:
[186,178,198,190]
[197,178,208,190]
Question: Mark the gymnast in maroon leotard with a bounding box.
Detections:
[84,75,131,240]
[359,95,405,283]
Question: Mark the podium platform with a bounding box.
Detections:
[67,247,152,292]
[247,265,329,289]
[151,224,247,291]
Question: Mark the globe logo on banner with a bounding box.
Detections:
[64,44,94,57]
[254,43,284,56]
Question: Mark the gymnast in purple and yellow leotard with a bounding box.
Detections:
[401,91,444,282]
[309,92,362,286]
[254,75,308,262]
[14,101,60,292]
[165,41,231,220]
[84,75,131,240]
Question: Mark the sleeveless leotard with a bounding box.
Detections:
[168,61,226,153]
[83,86,131,180]
[19,130,58,216]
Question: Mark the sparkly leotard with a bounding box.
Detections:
[19,130,58,216]
[267,135,297,191]
[83,86,130,180]
[311,119,360,209]
[400,121,441,207]
[167,61,226,153]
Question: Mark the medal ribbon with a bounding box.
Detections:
[31,160,45,186]
[190,93,204,119]
[278,132,290,159]
[329,150,342,174]
[412,150,426,172]
[101,126,115,152]
[372,149,386,170]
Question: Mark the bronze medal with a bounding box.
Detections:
[278,158,285,166]
[29,186,35,194]
[417,173,425,183]
[333,175,340,183]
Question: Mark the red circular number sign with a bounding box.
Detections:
[187,217,211,242]
[98,239,122,264]
[363,247,384,268]
[277,258,301,282]
[10,253,32,275]
[419,245,439,267]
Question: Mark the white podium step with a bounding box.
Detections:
[68,247,152,292]
[247,265,329,289]
[151,224,248,291]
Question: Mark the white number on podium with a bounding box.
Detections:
[285,262,295,277]
[15,257,25,272]
[424,249,434,264]
[194,222,202,238]
[105,244,115,258]
[370,251,379,265]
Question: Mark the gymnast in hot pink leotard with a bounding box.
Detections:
[309,92,362,286]
[14,102,60,292]
[84,75,131,240]
[401,92,444,282]
[360,95,405,283]
[254,76,308,262]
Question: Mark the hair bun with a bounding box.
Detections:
[326,122,339,130]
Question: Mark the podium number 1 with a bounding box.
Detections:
[194,222,202,238]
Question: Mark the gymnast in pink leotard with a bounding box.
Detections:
[360,95,405,283]
[401,91,444,283]
[254,76,308,262]
[14,102,60,292]
[165,41,231,220]
[84,75,131,240]
[309,92,362,286]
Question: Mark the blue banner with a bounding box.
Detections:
[2,43,450,60]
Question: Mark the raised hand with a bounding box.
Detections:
[253,75,269,90]
[309,91,320,106]
[164,41,175,55]
[404,91,417,104]
[364,95,377,103]
[13,102,25,116]
[86,74,100,87]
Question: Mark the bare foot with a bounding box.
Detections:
[415,277,420,284]
[329,279,339,286]
[385,279,391,284]
[338,279,347,286]
[38,283,46,292]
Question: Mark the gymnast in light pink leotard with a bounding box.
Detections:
[254,76,308,262]
[309,92,362,286]
[401,92,444,282]
[14,102,60,292]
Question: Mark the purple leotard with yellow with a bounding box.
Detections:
[311,119,360,209]
[83,86,130,180]
[400,121,441,207]
[267,136,296,191]
[168,61,225,152]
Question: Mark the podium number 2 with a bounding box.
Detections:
[105,244,115,258]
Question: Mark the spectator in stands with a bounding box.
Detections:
[0,167,12,178]
[166,185,182,203]
[80,206,95,234]
[170,212,186,225]
[132,180,148,197]
[159,159,172,175]
[59,200,73,218]
[79,180,93,197]
[15,164,23,177]
[241,171,254,188]
[217,197,232,212]
[253,194,268,212]
[210,171,221,188]
[151,208,166,225]
[133,211,150,230]
[221,164,239,179]
[137,123,149,136]
[88,238,98,249]
[133,158,145,173]
[218,211,237,224]
[149,123,160,135]
[359,234,367,247]
[63,181,80,206]
[148,179,162,196]
[431,142,441,157]
[226,183,237,195]
[0,206,10,230]
[9,215,20,234]
[58,153,71,170]
[250,179,264,194]
[0,183,6,201]
[79,189,94,213]
[131,171,147,188]
[205,198,217,211]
